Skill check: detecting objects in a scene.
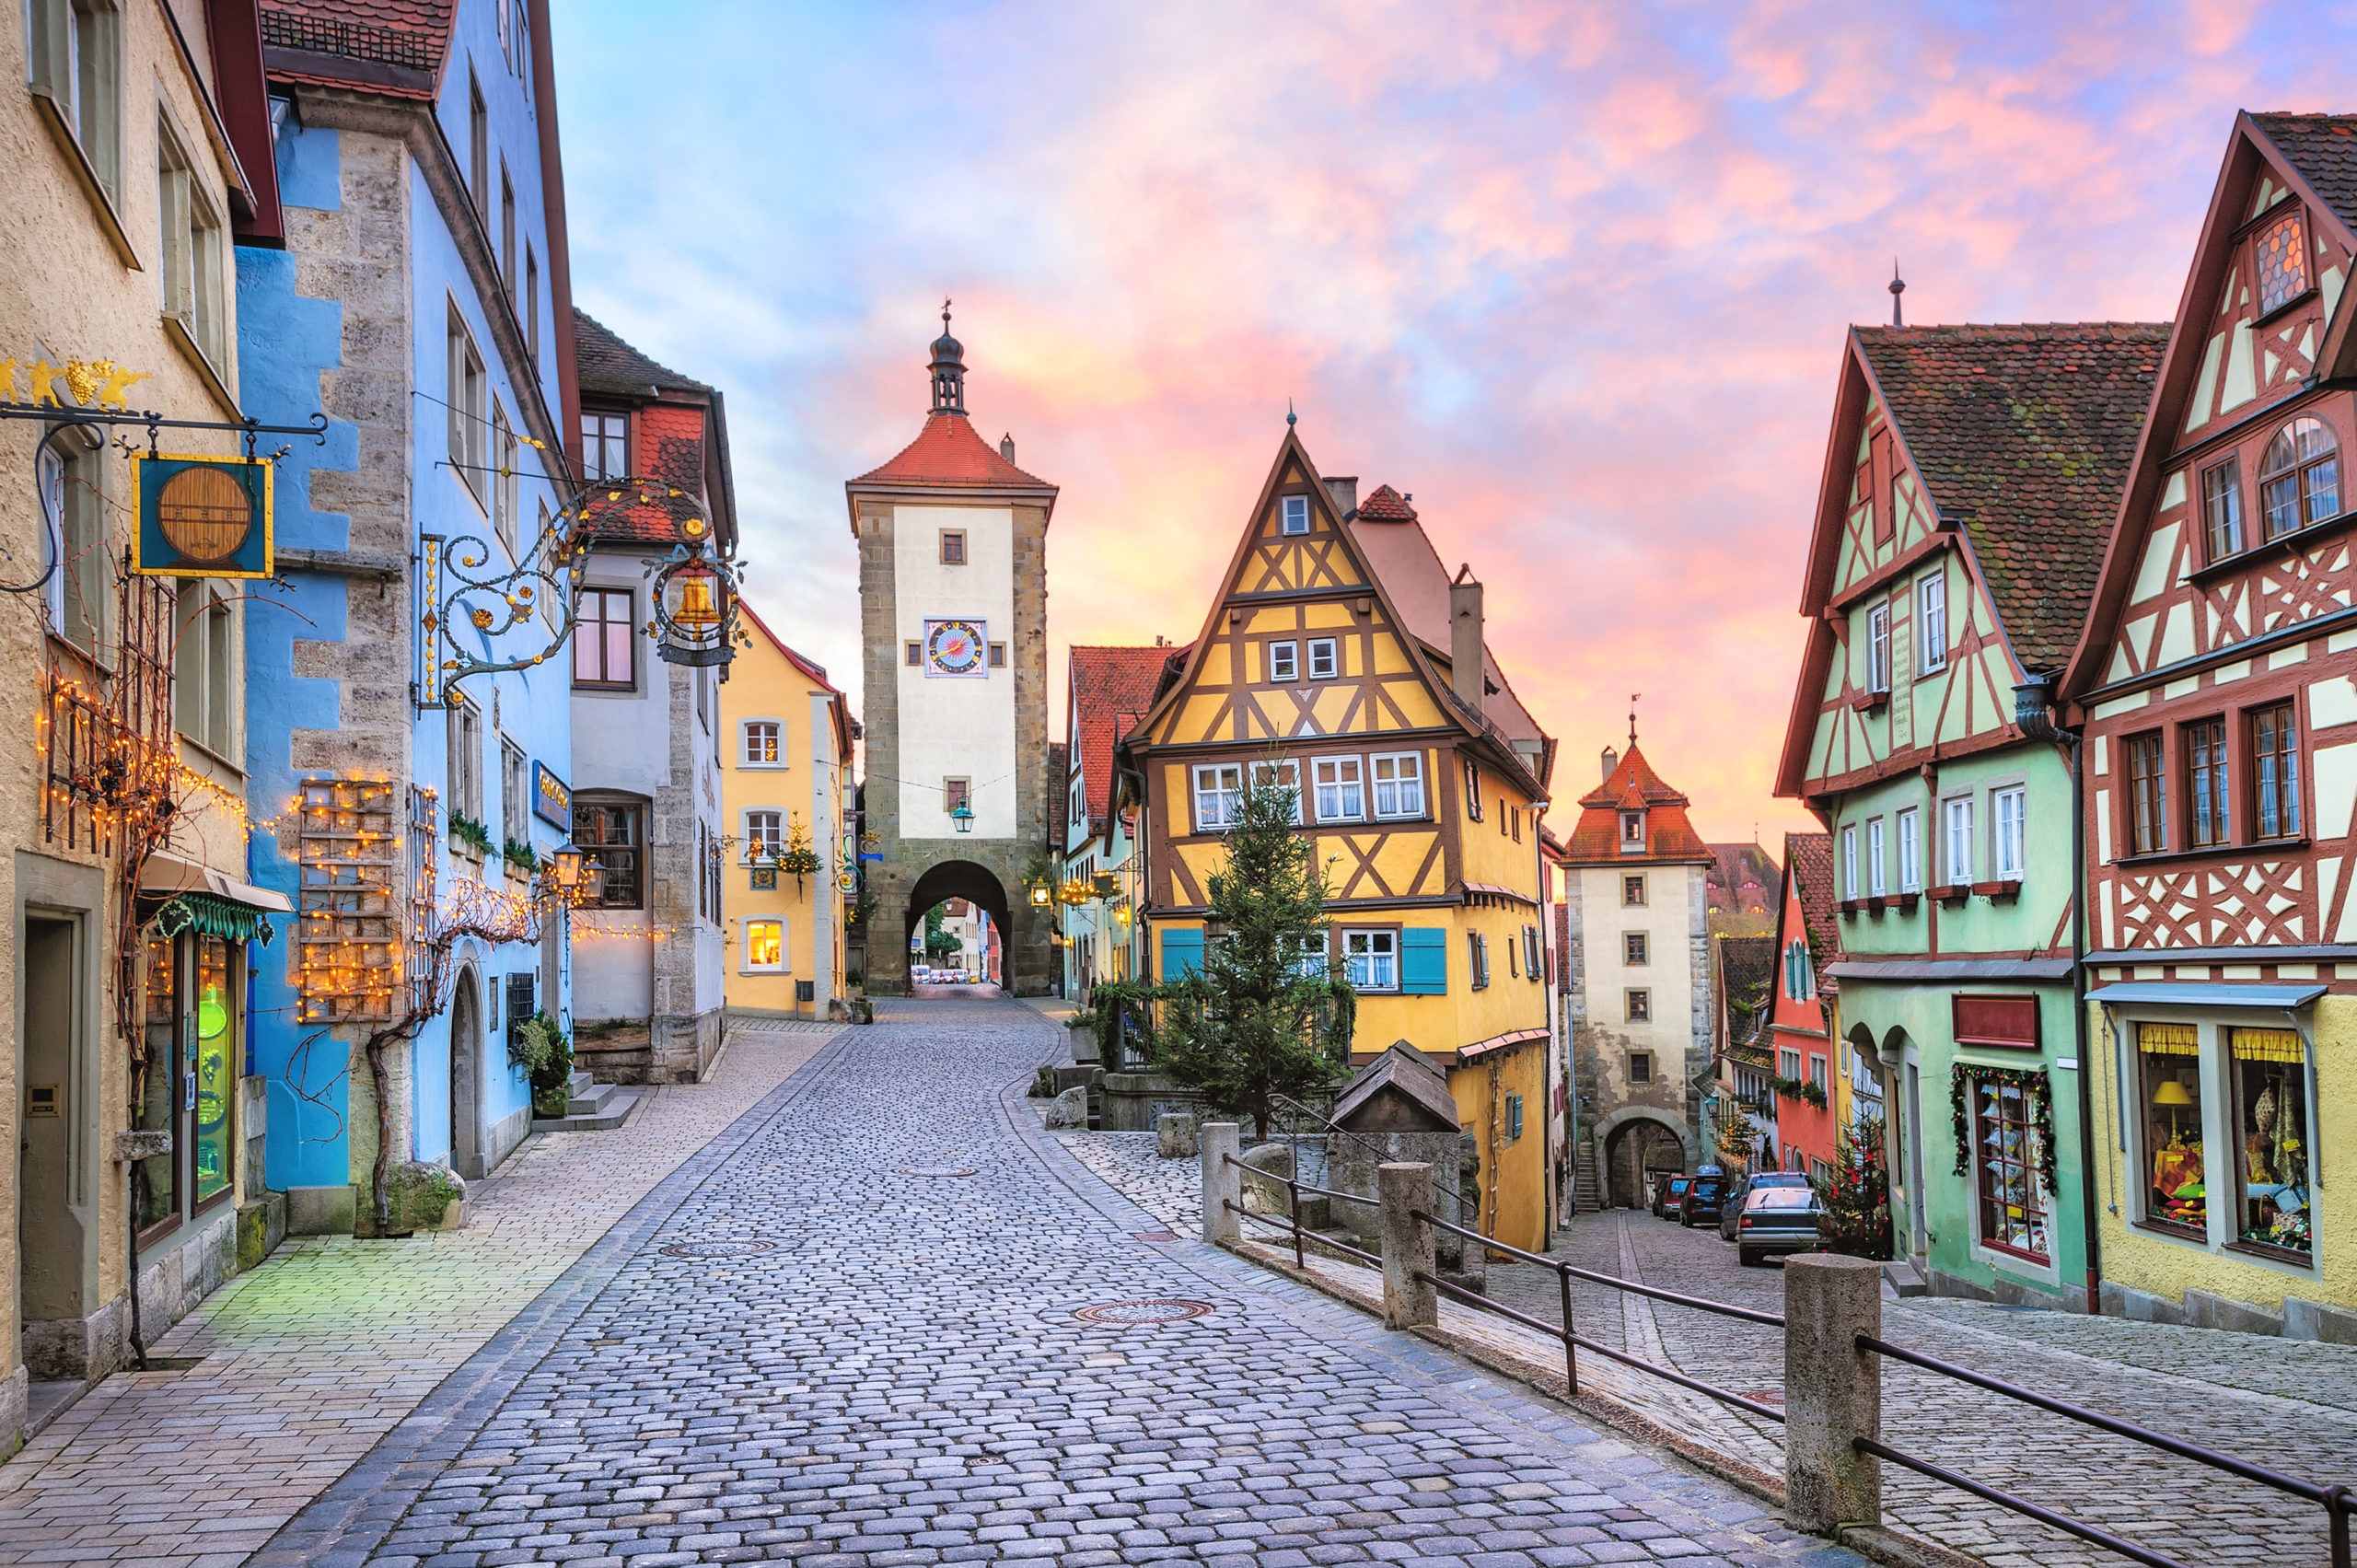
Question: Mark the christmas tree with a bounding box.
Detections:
[1816,1113,1893,1260]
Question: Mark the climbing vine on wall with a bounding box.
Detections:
[1949,1063,2058,1193]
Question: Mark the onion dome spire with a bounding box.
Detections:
[929,299,967,417]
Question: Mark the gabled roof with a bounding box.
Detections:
[1331,1040,1460,1133]
[739,601,854,761]
[1067,645,1171,831]
[1852,323,2167,674]
[1784,832,1843,997]
[2250,113,2357,231]
[576,309,710,400]
[1355,483,1417,521]
[261,0,454,99]
[1555,744,1711,865]
[852,414,1052,492]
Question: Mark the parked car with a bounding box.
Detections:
[1734,1186,1822,1266]
[1719,1171,1813,1241]
[1678,1174,1731,1227]
[1653,1176,1691,1219]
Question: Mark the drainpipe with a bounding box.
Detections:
[2014,674,2102,1316]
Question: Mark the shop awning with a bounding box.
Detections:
[138,853,293,946]
[2086,981,2327,1009]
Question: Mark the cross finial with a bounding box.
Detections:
[1629,692,1641,749]
[943,296,952,331]
[1888,260,1905,328]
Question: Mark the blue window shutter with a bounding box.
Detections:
[1163,928,1204,981]
[1400,928,1447,994]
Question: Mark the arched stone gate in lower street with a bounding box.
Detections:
[865,847,1052,997]
[1592,1106,1701,1210]
[900,860,1016,986]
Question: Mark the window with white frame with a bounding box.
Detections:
[1945,796,1974,887]
[1250,759,1301,823]
[1523,925,1541,981]
[744,918,784,973]
[1281,494,1310,535]
[1781,1047,1802,1079]
[1268,640,1297,681]
[1342,929,1398,991]
[41,431,109,653]
[29,0,121,203]
[1917,571,1947,673]
[1192,763,1243,831]
[1865,600,1892,692]
[1313,756,1364,821]
[1867,817,1887,898]
[158,118,226,371]
[741,720,783,766]
[1372,751,1424,818]
[1898,807,1922,894]
[173,579,235,759]
[1307,637,1338,679]
[1469,932,1492,989]
[448,307,486,502]
[1841,824,1858,899]
[1993,785,2026,882]
[582,411,627,481]
[1810,1054,1829,1092]
[743,809,782,863]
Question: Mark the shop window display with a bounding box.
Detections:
[2139,1022,2204,1235]
[1972,1075,2048,1260]
[193,935,233,1205]
[2230,1028,2311,1258]
[136,929,243,1242]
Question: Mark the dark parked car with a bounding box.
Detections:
[1652,1176,1691,1219]
[1735,1186,1822,1266]
[1678,1174,1730,1227]
[1719,1170,1813,1240]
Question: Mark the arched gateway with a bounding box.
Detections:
[850,314,1056,994]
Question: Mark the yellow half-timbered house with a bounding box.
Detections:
[1124,430,1559,1250]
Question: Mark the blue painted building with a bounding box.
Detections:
[235,0,579,1228]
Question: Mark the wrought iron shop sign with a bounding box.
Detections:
[133,453,274,578]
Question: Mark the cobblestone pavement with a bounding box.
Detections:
[0,1020,840,1568]
[253,998,1862,1568]
[1062,1140,2357,1568]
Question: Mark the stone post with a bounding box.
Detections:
[1782,1254,1884,1532]
[1201,1123,1241,1244]
[1379,1162,1438,1330]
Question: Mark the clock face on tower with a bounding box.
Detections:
[923,618,987,678]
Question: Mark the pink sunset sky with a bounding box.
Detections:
[553,1,2354,843]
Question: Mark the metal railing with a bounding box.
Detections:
[1410,1204,1786,1423]
[1268,1092,1472,1227]
[1218,1154,1380,1272]
[1855,1332,2352,1568]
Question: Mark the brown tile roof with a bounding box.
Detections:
[1717,935,1778,1044]
[1705,842,1780,920]
[1556,744,1710,864]
[1355,483,1418,521]
[260,1,454,97]
[1785,831,1843,996]
[854,414,1051,491]
[1069,645,1176,830]
[576,309,710,400]
[1853,323,2166,673]
[2251,113,2357,232]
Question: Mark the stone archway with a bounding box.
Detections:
[1591,1106,1701,1210]
[903,861,1015,988]
[449,967,485,1181]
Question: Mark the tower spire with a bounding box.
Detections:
[1889,260,1906,328]
[1629,692,1641,749]
[928,299,967,417]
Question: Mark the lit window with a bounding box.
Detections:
[2254,208,2310,315]
[573,799,643,909]
[1916,572,1946,673]
[1371,752,1423,818]
[1268,640,1297,681]
[1972,1074,2049,1261]
[1621,810,1643,848]
[1307,637,1338,679]
[745,919,784,973]
[743,721,781,766]
[1281,494,1309,535]
[2259,417,2340,540]
[2138,1022,2203,1235]
[1313,756,1364,821]
[2231,1027,2310,1257]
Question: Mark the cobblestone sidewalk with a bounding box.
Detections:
[0,1020,842,1568]
[1057,1129,2357,1568]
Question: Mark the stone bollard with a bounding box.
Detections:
[1201,1123,1241,1244]
[1378,1162,1437,1330]
[1782,1253,1885,1533]
[1156,1112,1197,1159]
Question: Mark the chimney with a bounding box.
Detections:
[1000,433,1016,463]
[1600,746,1619,781]
[1448,574,1484,715]
[1323,475,1358,517]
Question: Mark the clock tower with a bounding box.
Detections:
[848,314,1056,993]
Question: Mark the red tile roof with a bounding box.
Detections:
[260,0,454,97]
[1785,831,1843,996]
[1069,645,1178,830]
[854,414,1052,491]
[2250,113,2357,233]
[1555,745,1711,864]
[1355,483,1418,521]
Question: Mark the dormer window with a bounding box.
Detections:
[2255,207,2310,316]
[2259,416,2340,540]
[1281,494,1310,535]
[1620,810,1644,852]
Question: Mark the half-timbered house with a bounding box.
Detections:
[1058,644,1174,1001]
[2064,113,2357,1336]
[1123,432,1558,1251]
[1778,320,2165,1309]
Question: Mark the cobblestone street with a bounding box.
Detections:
[197,998,1856,1568]
[1061,1132,2357,1568]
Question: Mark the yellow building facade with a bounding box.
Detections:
[720,606,856,1018]
[1127,432,1558,1252]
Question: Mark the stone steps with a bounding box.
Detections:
[530,1071,644,1133]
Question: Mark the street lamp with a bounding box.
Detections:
[548,841,588,894]
[1028,881,1052,907]
[951,802,975,834]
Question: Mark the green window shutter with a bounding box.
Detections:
[1162,928,1204,981]
[1400,927,1447,994]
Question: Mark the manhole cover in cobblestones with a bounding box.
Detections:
[1073,1299,1213,1325]
[657,1239,778,1259]
[896,1166,977,1178]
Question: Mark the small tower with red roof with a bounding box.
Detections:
[1551,725,1714,1212]
[848,310,1058,995]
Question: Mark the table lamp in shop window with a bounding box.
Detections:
[2153,1078,2194,1143]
